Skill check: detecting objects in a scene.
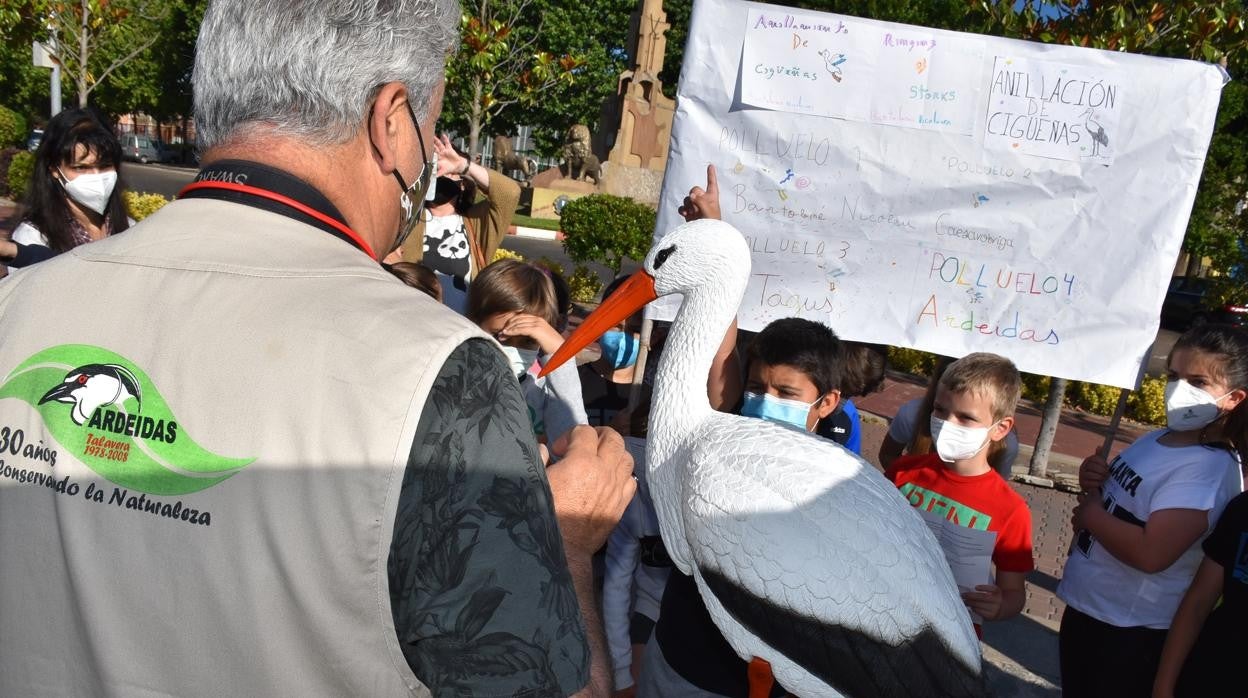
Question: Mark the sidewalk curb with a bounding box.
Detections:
[508,225,563,241]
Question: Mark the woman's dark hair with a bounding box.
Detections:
[466,259,558,328]
[21,107,129,252]
[1171,323,1248,462]
[746,317,841,396]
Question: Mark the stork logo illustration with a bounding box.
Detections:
[0,344,253,496]
[40,364,142,425]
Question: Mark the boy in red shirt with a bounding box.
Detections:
[885,352,1034,631]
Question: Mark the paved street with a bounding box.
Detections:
[123,162,196,198]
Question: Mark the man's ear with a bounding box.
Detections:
[815,389,841,420]
[369,82,409,173]
[991,416,1015,442]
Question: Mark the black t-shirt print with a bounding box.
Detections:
[423,214,471,279]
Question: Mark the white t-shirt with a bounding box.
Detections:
[3,223,48,276]
[11,221,48,246]
[887,397,1021,471]
[1058,429,1243,628]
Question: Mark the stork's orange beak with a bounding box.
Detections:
[539,270,658,377]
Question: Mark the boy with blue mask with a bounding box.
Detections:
[740,318,842,434]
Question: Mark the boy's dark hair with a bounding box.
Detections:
[939,352,1022,421]
[385,261,441,302]
[747,318,841,395]
[839,342,888,398]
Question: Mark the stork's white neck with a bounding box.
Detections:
[648,282,744,469]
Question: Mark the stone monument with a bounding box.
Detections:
[597,0,676,204]
[529,124,602,219]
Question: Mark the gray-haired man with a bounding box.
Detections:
[0,1,633,696]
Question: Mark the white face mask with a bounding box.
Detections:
[59,169,117,216]
[500,345,539,379]
[930,415,995,463]
[1164,379,1233,432]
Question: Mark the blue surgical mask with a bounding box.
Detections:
[740,391,819,431]
[600,330,640,370]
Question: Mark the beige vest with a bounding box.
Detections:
[0,198,482,696]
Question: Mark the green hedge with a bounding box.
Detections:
[0,107,26,149]
[884,345,1165,426]
[7,150,34,200]
[560,194,655,275]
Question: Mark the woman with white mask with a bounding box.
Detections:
[1058,323,1248,698]
[0,108,131,274]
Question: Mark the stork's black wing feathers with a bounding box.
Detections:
[701,567,989,698]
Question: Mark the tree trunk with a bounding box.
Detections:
[1184,249,1203,279]
[1029,377,1067,479]
[77,0,90,107]
[468,77,484,159]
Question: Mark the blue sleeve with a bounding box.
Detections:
[389,338,589,696]
[844,399,862,455]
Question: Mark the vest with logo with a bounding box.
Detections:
[0,198,482,696]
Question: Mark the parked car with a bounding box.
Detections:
[120,133,176,164]
[1159,276,1248,330]
[26,129,43,152]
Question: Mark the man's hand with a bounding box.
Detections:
[547,426,636,558]
[678,164,721,222]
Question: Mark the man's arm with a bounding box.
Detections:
[389,339,633,696]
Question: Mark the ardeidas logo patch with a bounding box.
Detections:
[0,345,252,495]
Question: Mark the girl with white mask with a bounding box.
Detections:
[466,259,587,446]
[1058,324,1248,698]
[0,108,131,274]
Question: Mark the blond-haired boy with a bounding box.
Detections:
[885,352,1034,631]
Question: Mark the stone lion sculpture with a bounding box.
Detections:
[492,135,536,180]
[561,124,601,184]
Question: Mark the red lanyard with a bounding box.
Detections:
[178,180,378,260]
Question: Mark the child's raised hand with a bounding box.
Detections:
[961,584,1003,621]
[1078,452,1109,492]
[497,312,565,355]
[678,164,721,222]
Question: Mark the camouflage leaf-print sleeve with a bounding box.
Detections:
[389,338,590,698]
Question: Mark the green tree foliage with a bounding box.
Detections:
[5,0,170,110]
[511,0,636,157]
[7,150,35,201]
[443,0,587,158]
[560,193,655,274]
[0,107,28,148]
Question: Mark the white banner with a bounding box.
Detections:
[649,0,1225,388]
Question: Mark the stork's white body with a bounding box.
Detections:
[642,220,985,697]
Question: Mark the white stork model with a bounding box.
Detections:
[543,219,986,697]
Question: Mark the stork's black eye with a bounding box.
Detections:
[654,245,676,270]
